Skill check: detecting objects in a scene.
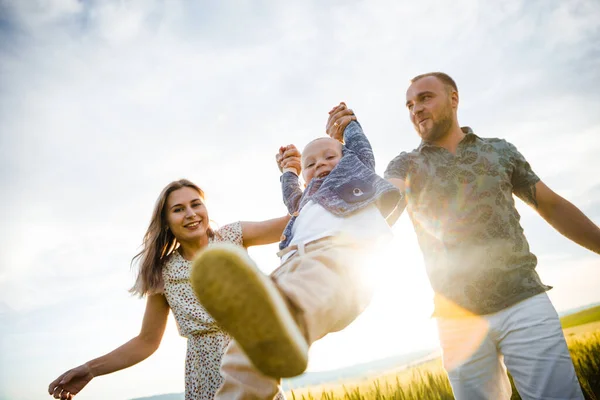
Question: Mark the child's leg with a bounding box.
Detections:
[191,238,371,399]
[216,340,283,400]
[271,237,372,344]
[191,243,308,379]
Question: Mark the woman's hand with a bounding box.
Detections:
[276,144,302,176]
[48,363,94,399]
[47,294,169,399]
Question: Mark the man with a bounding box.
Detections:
[326,74,600,399]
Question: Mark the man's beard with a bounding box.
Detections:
[416,106,453,143]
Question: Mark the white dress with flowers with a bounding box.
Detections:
[162,222,241,400]
[162,222,286,399]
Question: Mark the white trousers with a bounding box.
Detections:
[436,293,584,400]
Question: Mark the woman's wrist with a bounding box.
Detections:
[84,360,98,377]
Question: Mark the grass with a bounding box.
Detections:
[288,312,600,400]
[561,305,600,329]
[567,331,600,400]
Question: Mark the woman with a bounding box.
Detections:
[48,179,292,400]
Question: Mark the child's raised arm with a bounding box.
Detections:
[276,145,303,214]
[326,103,375,170]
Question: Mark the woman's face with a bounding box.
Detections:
[165,187,210,244]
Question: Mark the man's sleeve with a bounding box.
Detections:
[505,141,541,206]
[384,152,411,181]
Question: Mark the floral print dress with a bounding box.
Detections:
[162,222,240,400]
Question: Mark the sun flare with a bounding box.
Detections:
[305,218,440,372]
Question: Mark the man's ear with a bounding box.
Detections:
[451,90,459,109]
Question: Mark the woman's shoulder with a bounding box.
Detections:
[161,250,183,273]
[211,222,243,246]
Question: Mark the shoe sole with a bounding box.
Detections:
[190,243,308,378]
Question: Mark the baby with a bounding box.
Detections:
[191,107,401,399]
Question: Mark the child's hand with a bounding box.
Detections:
[276,144,302,176]
[326,102,356,142]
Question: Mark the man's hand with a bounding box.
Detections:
[326,102,356,142]
[276,144,302,176]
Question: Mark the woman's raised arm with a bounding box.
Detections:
[241,216,290,248]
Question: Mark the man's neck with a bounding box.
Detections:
[431,123,465,154]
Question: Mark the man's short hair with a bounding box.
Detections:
[410,72,458,93]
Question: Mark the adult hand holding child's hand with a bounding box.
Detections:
[276,144,302,176]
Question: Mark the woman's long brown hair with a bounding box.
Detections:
[130,179,213,297]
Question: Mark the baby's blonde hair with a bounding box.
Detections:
[301,137,343,166]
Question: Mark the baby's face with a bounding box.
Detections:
[301,138,343,184]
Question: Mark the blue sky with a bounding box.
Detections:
[1,1,599,399]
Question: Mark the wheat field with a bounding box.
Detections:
[288,324,600,400]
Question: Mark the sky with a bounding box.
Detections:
[0,0,599,399]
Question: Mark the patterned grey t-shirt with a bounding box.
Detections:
[385,128,551,316]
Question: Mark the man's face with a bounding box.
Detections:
[405,76,456,143]
[301,138,342,184]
